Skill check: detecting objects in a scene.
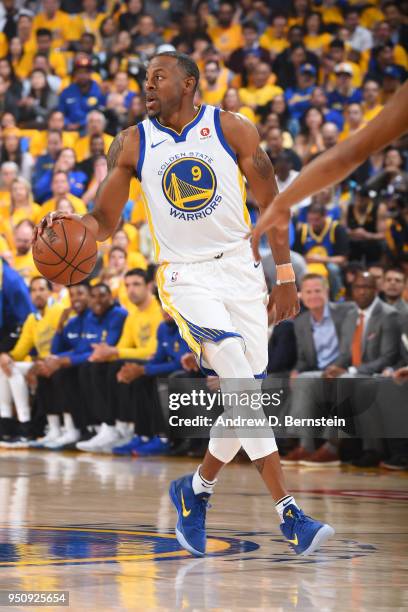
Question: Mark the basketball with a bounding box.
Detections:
[33,218,97,286]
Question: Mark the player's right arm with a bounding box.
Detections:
[34,127,140,242]
[251,80,408,260]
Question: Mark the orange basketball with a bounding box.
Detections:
[33,218,97,286]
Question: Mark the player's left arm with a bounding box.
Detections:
[221,111,299,322]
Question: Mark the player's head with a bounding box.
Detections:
[90,283,113,316]
[69,281,91,314]
[124,268,151,306]
[30,276,52,310]
[145,52,200,118]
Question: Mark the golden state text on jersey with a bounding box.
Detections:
[136,105,251,263]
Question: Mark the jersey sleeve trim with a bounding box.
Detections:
[213,108,237,163]
[136,122,146,180]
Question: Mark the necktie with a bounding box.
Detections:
[351,312,365,367]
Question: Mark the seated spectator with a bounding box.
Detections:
[265,126,302,171]
[132,15,163,58]
[368,262,385,295]
[366,147,408,196]
[29,110,78,158]
[72,0,107,48]
[346,185,387,265]
[32,281,92,448]
[324,271,401,467]
[361,79,383,122]
[296,187,341,224]
[29,52,61,93]
[282,273,354,466]
[303,12,332,58]
[344,6,373,53]
[208,1,243,60]
[77,134,106,183]
[32,0,72,50]
[0,128,34,182]
[274,34,319,90]
[200,60,234,107]
[126,93,146,128]
[262,112,294,148]
[309,87,344,132]
[293,202,349,300]
[82,154,108,207]
[266,320,297,377]
[58,55,105,131]
[0,160,18,215]
[53,148,88,198]
[41,170,87,217]
[0,257,33,356]
[17,69,59,129]
[259,14,289,57]
[382,268,408,315]
[0,57,22,98]
[366,41,406,85]
[98,16,118,57]
[112,71,137,110]
[0,276,63,446]
[221,88,255,124]
[269,94,298,136]
[76,32,103,75]
[32,130,63,203]
[31,283,127,446]
[326,39,362,89]
[327,63,362,114]
[382,64,406,104]
[11,219,36,284]
[0,74,19,118]
[339,103,366,141]
[105,229,147,272]
[9,177,42,227]
[294,107,325,163]
[321,121,339,151]
[226,20,270,77]
[118,0,143,37]
[171,13,211,55]
[74,110,113,163]
[79,269,164,453]
[285,62,317,121]
[25,27,68,79]
[385,194,408,264]
[239,62,283,120]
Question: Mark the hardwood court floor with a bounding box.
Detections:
[0,449,407,611]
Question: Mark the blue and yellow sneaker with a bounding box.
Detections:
[169,474,210,557]
[280,504,334,555]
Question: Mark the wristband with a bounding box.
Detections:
[276,279,296,286]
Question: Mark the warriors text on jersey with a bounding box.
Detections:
[136,104,251,263]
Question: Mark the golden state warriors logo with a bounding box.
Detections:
[162,157,217,212]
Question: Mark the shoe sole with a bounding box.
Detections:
[169,482,205,558]
[280,459,301,465]
[299,460,341,466]
[300,524,335,556]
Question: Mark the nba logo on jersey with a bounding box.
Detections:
[171,271,179,282]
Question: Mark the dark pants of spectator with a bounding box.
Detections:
[80,362,167,437]
[36,367,87,430]
[0,326,21,352]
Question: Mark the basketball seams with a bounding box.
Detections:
[34,220,97,284]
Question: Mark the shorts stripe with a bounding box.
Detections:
[156,264,201,355]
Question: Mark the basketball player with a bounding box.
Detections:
[36,52,334,557]
[251,80,408,260]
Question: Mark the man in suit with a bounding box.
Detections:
[325,271,401,467]
[282,274,354,466]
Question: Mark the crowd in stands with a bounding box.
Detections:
[0,0,407,469]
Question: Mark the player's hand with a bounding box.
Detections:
[268,284,299,324]
[33,211,81,242]
[181,352,199,372]
[0,353,13,377]
[323,365,347,379]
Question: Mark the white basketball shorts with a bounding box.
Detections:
[156,240,269,377]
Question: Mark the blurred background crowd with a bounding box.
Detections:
[0,0,407,468]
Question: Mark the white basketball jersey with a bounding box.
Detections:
[136,105,251,263]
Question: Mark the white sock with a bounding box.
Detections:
[63,413,76,432]
[47,414,61,434]
[275,495,299,523]
[192,465,217,496]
